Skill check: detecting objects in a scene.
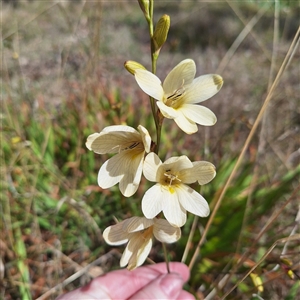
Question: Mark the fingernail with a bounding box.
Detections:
[160,274,183,299]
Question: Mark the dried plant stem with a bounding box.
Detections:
[216,3,271,74]
[257,0,280,174]
[235,0,280,258]
[181,215,198,264]
[188,25,300,272]
[268,0,280,88]
[271,200,300,272]
[226,0,272,62]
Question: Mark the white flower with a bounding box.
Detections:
[134,59,223,134]
[86,125,151,197]
[103,216,181,270]
[142,152,216,227]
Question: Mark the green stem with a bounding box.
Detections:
[151,53,162,155]
[155,122,162,154]
[147,0,162,154]
[148,1,166,268]
[162,242,170,273]
[149,0,154,34]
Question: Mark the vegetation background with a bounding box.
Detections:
[1,0,299,299]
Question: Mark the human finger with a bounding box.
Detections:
[177,290,195,300]
[129,273,195,300]
[56,262,190,300]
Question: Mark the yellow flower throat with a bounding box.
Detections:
[164,85,185,109]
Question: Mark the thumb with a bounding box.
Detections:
[129,273,186,300]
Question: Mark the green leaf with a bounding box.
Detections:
[284,281,300,300]
[14,225,32,300]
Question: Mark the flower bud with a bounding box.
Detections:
[152,14,170,53]
[124,60,146,75]
[250,273,264,293]
[138,0,150,20]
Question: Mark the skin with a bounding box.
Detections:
[56,262,195,300]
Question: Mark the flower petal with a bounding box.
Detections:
[135,69,164,100]
[122,217,154,233]
[163,59,196,95]
[143,152,162,182]
[137,125,151,153]
[103,224,129,245]
[142,184,163,218]
[87,130,140,154]
[180,161,216,184]
[126,236,153,270]
[174,112,198,134]
[153,218,181,243]
[176,184,210,217]
[162,188,187,227]
[180,104,217,126]
[191,161,216,185]
[164,155,193,172]
[156,101,179,119]
[86,133,101,151]
[98,150,144,197]
[98,159,123,189]
[86,126,139,152]
[120,240,133,268]
[184,74,223,104]
[119,153,144,197]
[101,125,139,134]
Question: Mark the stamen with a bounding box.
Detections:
[167,87,185,101]
[165,80,185,106]
[164,172,181,186]
[128,142,140,149]
[120,142,140,151]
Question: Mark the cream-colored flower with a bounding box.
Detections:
[135,59,223,134]
[86,125,151,197]
[103,216,181,270]
[142,152,216,227]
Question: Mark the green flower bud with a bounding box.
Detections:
[153,14,170,53]
[138,0,150,20]
[124,60,147,75]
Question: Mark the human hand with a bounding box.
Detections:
[56,262,195,300]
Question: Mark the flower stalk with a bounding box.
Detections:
[140,2,172,271]
[86,0,223,275]
[145,2,165,154]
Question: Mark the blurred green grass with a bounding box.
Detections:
[1,1,299,299]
